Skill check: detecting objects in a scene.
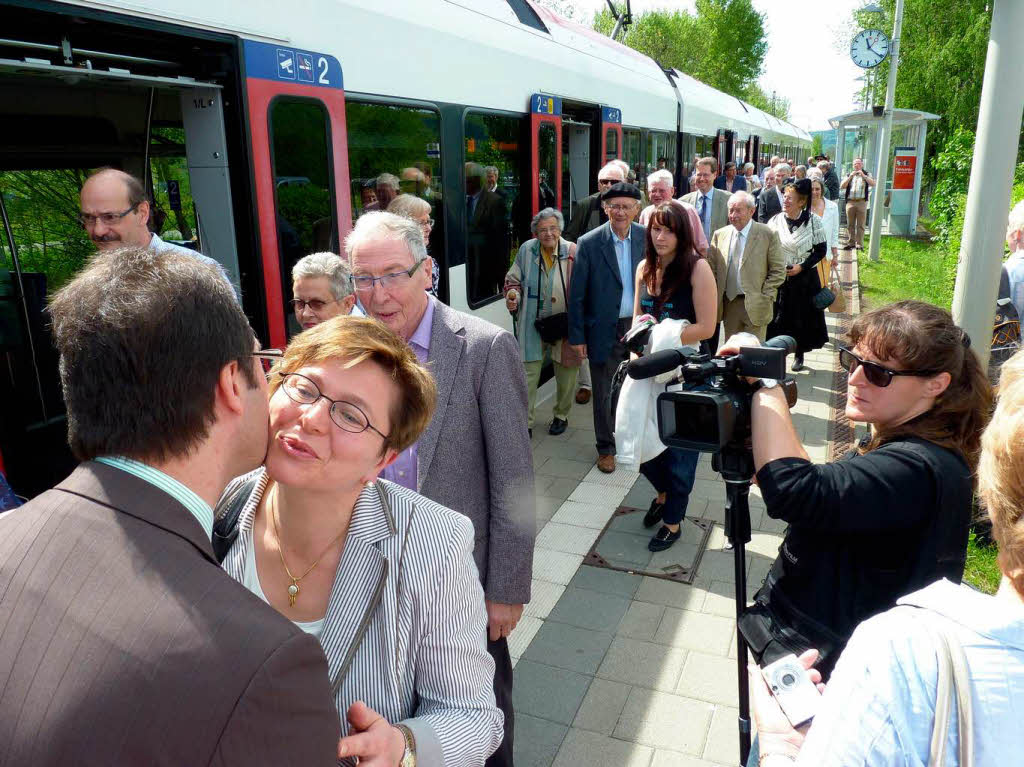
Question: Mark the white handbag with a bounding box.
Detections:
[919,610,974,767]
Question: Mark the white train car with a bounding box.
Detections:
[0,0,811,496]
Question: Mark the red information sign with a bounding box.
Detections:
[893,151,917,190]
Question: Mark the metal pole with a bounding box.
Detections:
[867,0,905,262]
[952,0,1024,367]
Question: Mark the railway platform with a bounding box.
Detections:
[509,248,861,767]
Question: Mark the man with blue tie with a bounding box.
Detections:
[568,182,645,474]
[681,157,730,352]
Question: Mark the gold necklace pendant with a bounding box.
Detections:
[287,580,300,607]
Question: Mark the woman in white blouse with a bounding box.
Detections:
[810,176,840,267]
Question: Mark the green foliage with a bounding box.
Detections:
[594,0,768,100]
[851,0,995,172]
[811,134,824,157]
[741,83,790,120]
[275,184,332,254]
[929,127,976,244]
[964,530,1001,595]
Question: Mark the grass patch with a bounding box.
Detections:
[857,236,956,311]
[964,531,1001,595]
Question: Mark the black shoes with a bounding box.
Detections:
[642,498,664,528]
[528,428,533,438]
[792,354,806,372]
[648,525,681,552]
[548,417,568,436]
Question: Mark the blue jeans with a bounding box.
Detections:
[639,447,700,524]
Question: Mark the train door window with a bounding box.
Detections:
[464,112,524,306]
[604,128,618,163]
[623,128,644,188]
[344,101,442,287]
[149,127,197,249]
[268,98,336,328]
[538,121,558,217]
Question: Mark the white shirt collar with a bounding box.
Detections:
[737,218,753,238]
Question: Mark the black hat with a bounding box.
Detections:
[601,182,642,202]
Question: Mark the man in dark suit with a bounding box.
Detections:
[682,157,730,245]
[563,161,625,243]
[349,211,534,767]
[0,247,339,766]
[757,165,787,224]
[713,161,746,193]
[568,182,645,474]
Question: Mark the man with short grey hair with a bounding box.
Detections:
[1002,199,1024,321]
[708,191,785,342]
[290,252,357,331]
[363,172,401,213]
[819,160,840,200]
[347,212,533,767]
[638,170,708,255]
[757,164,788,224]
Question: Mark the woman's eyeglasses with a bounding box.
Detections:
[278,372,389,440]
[290,298,338,313]
[838,346,940,388]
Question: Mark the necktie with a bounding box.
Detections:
[700,194,708,224]
[727,231,742,300]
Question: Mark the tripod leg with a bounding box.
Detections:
[734,539,751,765]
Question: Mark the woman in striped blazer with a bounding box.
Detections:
[220,315,502,766]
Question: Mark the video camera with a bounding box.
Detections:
[626,335,797,453]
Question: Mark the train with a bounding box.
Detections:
[0,0,812,498]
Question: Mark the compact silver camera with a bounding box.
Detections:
[761,654,821,727]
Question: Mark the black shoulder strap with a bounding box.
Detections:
[211,475,260,564]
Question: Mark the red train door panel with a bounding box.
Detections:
[530,93,562,215]
[601,106,623,163]
[244,40,352,347]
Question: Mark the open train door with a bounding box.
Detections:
[243,41,351,347]
[600,105,623,164]
[529,93,562,216]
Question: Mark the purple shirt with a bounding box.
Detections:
[380,296,435,490]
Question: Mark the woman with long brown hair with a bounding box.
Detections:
[721,300,992,678]
[631,200,717,551]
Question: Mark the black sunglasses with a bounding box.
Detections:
[838,346,941,388]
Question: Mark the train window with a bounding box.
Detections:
[269,98,336,319]
[605,128,618,162]
[538,121,558,213]
[344,100,443,288]
[623,128,645,187]
[464,112,524,306]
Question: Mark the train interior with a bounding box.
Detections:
[0,6,250,498]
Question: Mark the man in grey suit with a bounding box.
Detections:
[0,246,339,766]
[348,212,534,767]
[567,182,645,474]
[707,191,786,342]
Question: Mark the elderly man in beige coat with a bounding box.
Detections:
[706,191,786,342]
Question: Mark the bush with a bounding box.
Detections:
[929,128,975,245]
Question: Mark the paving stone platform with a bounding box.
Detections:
[511,272,855,767]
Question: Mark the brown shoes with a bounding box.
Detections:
[597,454,616,473]
[575,388,591,405]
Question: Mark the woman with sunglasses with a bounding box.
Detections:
[723,300,991,679]
[219,316,503,766]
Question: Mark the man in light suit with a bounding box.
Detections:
[567,182,645,474]
[0,246,339,766]
[348,212,534,767]
[708,191,786,342]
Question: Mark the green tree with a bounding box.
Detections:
[741,83,791,120]
[593,0,768,100]
[811,134,824,157]
[850,0,996,173]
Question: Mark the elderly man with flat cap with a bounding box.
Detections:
[567,182,645,474]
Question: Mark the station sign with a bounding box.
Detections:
[893,146,916,190]
[243,39,343,89]
[531,94,562,116]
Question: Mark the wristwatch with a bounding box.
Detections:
[396,723,417,767]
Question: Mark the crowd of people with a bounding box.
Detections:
[0,156,1021,767]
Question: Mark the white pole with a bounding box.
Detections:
[867,0,905,262]
[951,0,1024,366]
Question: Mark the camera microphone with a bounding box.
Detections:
[763,335,797,354]
[627,348,690,380]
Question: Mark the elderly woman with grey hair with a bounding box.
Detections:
[291,252,357,331]
[388,193,439,294]
[504,207,581,437]
[743,162,762,194]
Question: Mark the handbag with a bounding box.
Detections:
[812,257,836,310]
[827,259,846,313]
[533,250,570,344]
[211,475,261,563]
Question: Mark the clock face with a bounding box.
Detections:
[850,29,890,68]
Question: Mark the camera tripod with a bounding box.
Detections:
[711,442,758,767]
